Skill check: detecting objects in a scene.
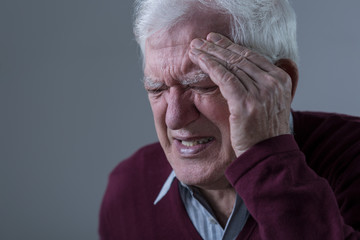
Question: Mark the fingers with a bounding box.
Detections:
[189,32,291,96]
[188,33,293,155]
[206,33,276,73]
[188,41,262,98]
[190,48,251,105]
[191,47,259,95]
[190,38,265,85]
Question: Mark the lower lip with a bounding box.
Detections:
[174,139,214,156]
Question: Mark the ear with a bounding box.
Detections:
[275,59,299,101]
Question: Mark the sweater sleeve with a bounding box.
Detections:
[226,135,360,239]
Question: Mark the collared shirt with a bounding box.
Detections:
[154,171,249,240]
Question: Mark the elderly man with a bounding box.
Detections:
[99,0,360,239]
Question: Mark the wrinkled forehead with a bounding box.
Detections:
[145,10,231,54]
[144,10,231,82]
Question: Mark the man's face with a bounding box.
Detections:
[144,12,235,189]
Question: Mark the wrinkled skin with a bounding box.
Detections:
[144,11,298,191]
[189,33,298,158]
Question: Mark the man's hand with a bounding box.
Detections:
[189,32,295,157]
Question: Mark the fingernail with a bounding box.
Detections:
[191,39,204,48]
[208,33,222,42]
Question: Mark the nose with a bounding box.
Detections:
[165,88,199,130]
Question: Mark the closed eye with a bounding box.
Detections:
[190,86,218,94]
[146,86,168,96]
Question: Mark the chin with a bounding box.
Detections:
[173,164,229,189]
[165,146,235,188]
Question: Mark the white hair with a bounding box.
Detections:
[133,0,299,65]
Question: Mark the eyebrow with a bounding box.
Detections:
[143,71,209,88]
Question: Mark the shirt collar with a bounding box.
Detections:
[153,171,207,205]
[154,170,176,205]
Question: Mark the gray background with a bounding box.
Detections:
[1,0,359,239]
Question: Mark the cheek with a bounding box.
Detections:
[149,97,166,121]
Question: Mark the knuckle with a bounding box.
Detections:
[221,71,236,85]
[227,44,251,56]
[231,66,244,76]
[260,86,273,98]
[279,71,290,83]
[263,74,277,84]
[272,68,290,83]
[215,69,238,89]
[242,49,251,58]
[203,42,217,52]
[227,54,246,66]
[217,38,232,47]
[261,75,279,94]
[208,59,224,72]
[283,75,292,89]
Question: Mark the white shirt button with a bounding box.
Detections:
[209,218,218,224]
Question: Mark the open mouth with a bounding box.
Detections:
[180,137,214,147]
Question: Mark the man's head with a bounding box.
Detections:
[133,0,298,189]
[134,0,299,65]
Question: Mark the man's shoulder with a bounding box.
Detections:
[99,143,174,237]
[293,110,360,126]
[101,142,171,209]
[105,142,172,198]
[293,110,360,181]
[293,110,360,145]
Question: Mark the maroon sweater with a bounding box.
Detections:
[99,111,360,239]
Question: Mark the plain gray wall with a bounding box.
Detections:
[1,0,359,239]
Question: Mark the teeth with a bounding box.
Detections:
[181,137,213,147]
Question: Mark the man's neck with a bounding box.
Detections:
[198,186,236,228]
